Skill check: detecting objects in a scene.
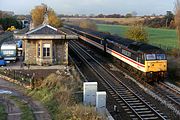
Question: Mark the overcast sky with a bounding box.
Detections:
[0,0,176,15]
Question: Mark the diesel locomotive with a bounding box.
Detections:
[66,25,167,82]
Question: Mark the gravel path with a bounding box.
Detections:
[0,95,21,120]
[0,78,51,120]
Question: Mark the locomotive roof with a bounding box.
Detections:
[128,42,164,53]
[71,25,109,39]
[106,35,164,53]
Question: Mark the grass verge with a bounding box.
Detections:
[0,104,7,120]
[28,67,102,120]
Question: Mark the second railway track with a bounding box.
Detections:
[154,82,180,107]
[69,40,168,120]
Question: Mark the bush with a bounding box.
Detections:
[168,48,180,57]
[79,20,97,30]
[125,24,148,43]
[29,68,103,120]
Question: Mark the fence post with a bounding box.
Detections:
[14,70,15,80]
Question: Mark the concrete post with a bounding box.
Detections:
[96,92,106,116]
[83,82,97,106]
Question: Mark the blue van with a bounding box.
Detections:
[0,53,6,66]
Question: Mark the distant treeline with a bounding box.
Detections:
[0,10,23,30]
[60,13,133,18]
[0,17,22,30]
[60,11,175,29]
[143,11,175,29]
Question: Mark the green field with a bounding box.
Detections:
[97,24,179,49]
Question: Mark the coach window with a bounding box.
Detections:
[43,44,50,57]
[122,49,131,57]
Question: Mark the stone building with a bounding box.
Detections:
[14,24,78,65]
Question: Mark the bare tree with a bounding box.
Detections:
[31,3,62,28]
[175,0,180,47]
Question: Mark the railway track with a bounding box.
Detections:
[154,82,180,108]
[69,40,168,120]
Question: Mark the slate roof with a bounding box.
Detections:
[14,24,78,40]
[26,24,62,35]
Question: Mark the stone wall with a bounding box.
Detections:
[24,40,37,64]
[24,39,68,65]
[54,40,68,65]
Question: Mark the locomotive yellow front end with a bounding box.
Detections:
[144,54,167,82]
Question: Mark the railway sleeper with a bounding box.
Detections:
[119,93,133,96]
[115,98,121,101]
[108,91,115,94]
[129,114,136,117]
[137,111,152,114]
[134,108,149,111]
[142,117,159,120]
[120,91,133,94]
[113,96,120,99]
[129,103,143,105]
[119,103,126,106]
[139,114,155,117]
[122,106,128,108]
[125,100,140,103]
[124,98,138,101]
[116,100,123,103]
[127,111,133,114]
[111,94,118,97]
[120,96,136,99]
[117,100,124,103]
[132,118,139,120]
[131,105,146,108]
[124,108,130,111]
[116,88,127,91]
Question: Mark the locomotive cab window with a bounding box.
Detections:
[146,54,166,60]
[156,54,166,60]
[146,54,156,60]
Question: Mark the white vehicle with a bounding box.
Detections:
[1,43,17,61]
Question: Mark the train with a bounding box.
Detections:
[65,25,167,82]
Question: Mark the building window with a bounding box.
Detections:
[43,44,50,57]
